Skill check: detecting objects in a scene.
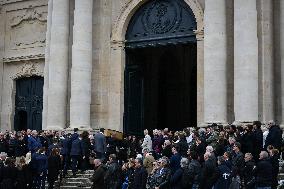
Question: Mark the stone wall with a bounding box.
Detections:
[0,0,46,131]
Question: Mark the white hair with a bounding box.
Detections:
[180,158,189,168]
[206,146,214,153]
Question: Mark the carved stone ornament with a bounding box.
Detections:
[8,7,47,50]
[10,8,47,28]
[10,61,44,79]
[111,0,204,43]
[125,0,197,48]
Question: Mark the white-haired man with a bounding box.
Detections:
[254,151,272,189]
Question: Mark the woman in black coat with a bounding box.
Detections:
[47,148,61,189]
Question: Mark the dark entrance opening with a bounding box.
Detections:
[124,0,197,135]
[14,76,43,131]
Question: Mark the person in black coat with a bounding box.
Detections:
[192,137,206,163]
[47,148,61,189]
[254,151,273,188]
[252,121,263,162]
[231,142,244,177]
[161,140,172,158]
[122,159,135,189]
[70,134,85,176]
[81,131,92,171]
[269,149,279,189]
[106,134,118,158]
[60,133,71,177]
[177,134,188,157]
[33,147,48,189]
[170,145,181,175]
[214,156,232,189]
[243,153,255,189]
[90,159,107,189]
[47,138,60,156]
[241,125,254,154]
[133,158,148,189]
[15,156,33,189]
[265,121,282,151]
[171,158,188,189]
[129,136,140,158]
[15,134,27,157]
[104,154,121,189]
[0,157,18,189]
[200,152,216,189]
[0,133,8,153]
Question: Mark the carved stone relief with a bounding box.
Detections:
[4,4,47,58]
[8,7,47,50]
[10,61,44,79]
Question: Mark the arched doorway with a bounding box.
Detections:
[14,76,43,131]
[124,0,197,135]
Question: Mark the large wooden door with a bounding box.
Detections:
[14,76,43,131]
[124,52,144,135]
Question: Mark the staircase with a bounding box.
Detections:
[46,170,93,189]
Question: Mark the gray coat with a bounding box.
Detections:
[94,132,106,153]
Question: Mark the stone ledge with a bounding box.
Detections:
[3,54,44,63]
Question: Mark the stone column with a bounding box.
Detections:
[281,0,284,126]
[204,0,227,124]
[47,0,69,130]
[42,0,53,130]
[234,0,258,122]
[70,0,93,129]
[259,0,274,123]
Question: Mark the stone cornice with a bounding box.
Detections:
[3,53,44,63]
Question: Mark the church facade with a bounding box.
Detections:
[0,0,283,134]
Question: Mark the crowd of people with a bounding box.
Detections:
[0,121,282,189]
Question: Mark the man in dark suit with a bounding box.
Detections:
[90,159,107,189]
[60,133,71,177]
[71,128,79,142]
[70,134,85,176]
[133,158,148,189]
[94,128,106,159]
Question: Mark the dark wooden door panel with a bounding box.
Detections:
[14,77,43,131]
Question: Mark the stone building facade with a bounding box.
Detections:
[0,0,283,134]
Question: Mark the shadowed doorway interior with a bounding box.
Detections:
[124,0,197,135]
